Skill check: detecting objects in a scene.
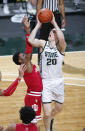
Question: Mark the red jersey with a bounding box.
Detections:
[16,123,38,131]
[23,65,43,93]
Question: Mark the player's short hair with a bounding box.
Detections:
[12,52,21,65]
[19,106,36,124]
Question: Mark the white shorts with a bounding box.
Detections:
[42,78,64,104]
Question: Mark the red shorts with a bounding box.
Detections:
[24,91,42,122]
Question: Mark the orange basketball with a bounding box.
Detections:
[38,8,53,23]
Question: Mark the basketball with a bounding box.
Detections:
[38,8,53,23]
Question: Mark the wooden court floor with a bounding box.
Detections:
[0,51,85,131]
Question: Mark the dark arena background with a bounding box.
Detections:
[0,0,85,131]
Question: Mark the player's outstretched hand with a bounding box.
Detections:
[22,16,30,34]
[18,64,27,79]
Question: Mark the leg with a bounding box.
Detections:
[50,79,64,131]
[51,102,63,118]
[43,103,52,131]
[51,79,64,118]
[50,102,63,131]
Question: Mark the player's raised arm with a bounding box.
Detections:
[0,64,26,96]
[28,18,46,48]
[51,15,66,54]
[22,16,32,63]
[22,16,30,34]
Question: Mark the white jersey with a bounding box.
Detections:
[40,41,64,80]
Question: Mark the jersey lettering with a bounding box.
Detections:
[45,51,58,58]
[47,58,57,65]
[40,41,64,79]
[45,51,58,65]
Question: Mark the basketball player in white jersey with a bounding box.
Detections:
[28,15,66,131]
[37,0,66,65]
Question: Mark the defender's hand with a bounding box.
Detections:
[18,64,27,78]
[22,16,30,34]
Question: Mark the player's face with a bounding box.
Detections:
[48,29,57,41]
[19,53,26,64]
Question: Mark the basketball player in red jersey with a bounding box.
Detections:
[0,106,38,131]
[12,16,43,122]
[0,64,26,96]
